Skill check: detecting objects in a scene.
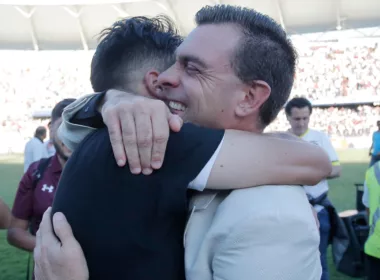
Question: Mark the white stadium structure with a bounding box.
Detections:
[0,0,380,153]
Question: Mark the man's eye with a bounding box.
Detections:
[184,63,199,74]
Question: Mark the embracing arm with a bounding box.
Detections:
[205,130,332,189]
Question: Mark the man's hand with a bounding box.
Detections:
[101,89,183,174]
[34,208,88,280]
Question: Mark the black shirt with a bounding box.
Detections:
[52,93,224,280]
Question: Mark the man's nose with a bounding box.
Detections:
[157,65,180,89]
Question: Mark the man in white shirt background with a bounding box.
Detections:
[44,121,56,157]
[24,126,48,172]
[286,97,342,280]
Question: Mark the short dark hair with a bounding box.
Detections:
[195,5,297,127]
[285,97,313,116]
[91,15,183,92]
[35,126,47,138]
[51,98,76,123]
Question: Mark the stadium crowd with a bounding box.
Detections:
[292,41,380,102]
[0,41,379,152]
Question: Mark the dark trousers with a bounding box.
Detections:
[318,208,331,280]
[366,254,380,280]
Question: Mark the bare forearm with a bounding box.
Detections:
[207,130,332,189]
[7,228,36,252]
[0,199,11,229]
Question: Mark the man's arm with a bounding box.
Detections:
[204,130,332,189]
[34,208,88,280]
[8,168,37,251]
[60,90,331,188]
[0,198,11,229]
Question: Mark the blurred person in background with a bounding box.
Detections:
[0,198,11,229]
[24,126,47,173]
[286,97,342,280]
[362,157,380,280]
[44,121,56,157]
[7,99,75,253]
[369,120,380,166]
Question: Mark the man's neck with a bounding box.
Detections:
[289,128,308,137]
[57,155,66,168]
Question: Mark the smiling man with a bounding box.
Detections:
[35,7,328,280]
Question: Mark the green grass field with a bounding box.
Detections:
[0,150,371,280]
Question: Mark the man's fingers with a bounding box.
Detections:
[104,109,126,167]
[39,207,59,247]
[135,111,153,175]
[151,110,170,170]
[168,114,183,133]
[121,112,141,174]
[52,212,75,246]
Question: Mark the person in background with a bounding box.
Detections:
[369,120,380,167]
[7,98,75,252]
[44,121,56,157]
[0,198,11,229]
[286,97,342,280]
[362,158,380,280]
[24,126,48,173]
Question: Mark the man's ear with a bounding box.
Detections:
[235,80,271,117]
[144,69,160,96]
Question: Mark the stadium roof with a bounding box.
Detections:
[0,0,379,50]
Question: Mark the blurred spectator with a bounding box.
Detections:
[23,126,47,173]
[7,99,75,255]
[369,121,380,166]
[267,105,380,139]
[44,121,56,157]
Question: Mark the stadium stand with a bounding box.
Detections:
[0,0,379,153]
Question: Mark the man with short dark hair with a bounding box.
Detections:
[35,8,328,280]
[285,97,341,280]
[24,126,48,172]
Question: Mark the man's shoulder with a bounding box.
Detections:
[216,186,309,219]
[207,186,315,236]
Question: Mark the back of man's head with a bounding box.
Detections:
[51,98,76,124]
[91,15,183,92]
[285,97,313,116]
[195,5,297,127]
[35,126,47,138]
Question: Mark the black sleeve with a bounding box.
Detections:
[51,124,224,280]
[71,92,106,128]
[163,123,225,182]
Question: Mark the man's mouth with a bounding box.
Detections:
[168,100,186,113]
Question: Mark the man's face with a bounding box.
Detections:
[287,107,311,136]
[156,24,248,129]
[51,117,72,161]
[377,121,380,129]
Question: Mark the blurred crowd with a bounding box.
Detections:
[0,40,379,153]
[292,40,380,102]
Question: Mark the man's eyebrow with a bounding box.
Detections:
[177,53,208,68]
